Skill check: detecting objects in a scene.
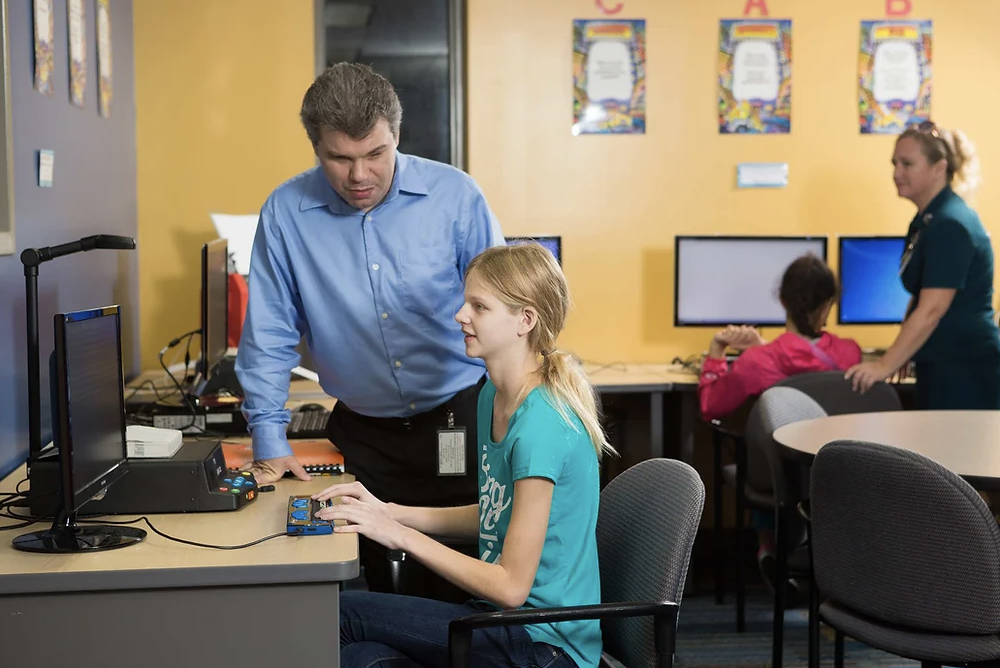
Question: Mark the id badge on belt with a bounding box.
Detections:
[437,410,466,476]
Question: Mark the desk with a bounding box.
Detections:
[130,365,700,462]
[773,410,1000,491]
[0,466,359,668]
[584,363,698,461]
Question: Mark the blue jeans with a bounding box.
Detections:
[340,590,578,668]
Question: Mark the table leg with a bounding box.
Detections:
[650,391,664,459]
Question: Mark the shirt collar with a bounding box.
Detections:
[914,185,954,227]
[299,152,428,214]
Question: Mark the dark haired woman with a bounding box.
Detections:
[845,121,1000,410]
[697,253,861,593]
[698,253,862,421]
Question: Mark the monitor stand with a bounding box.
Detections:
[12,509,146,554]
[196,356,244,398]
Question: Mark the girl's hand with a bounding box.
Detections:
[315,496,409,551]
[313,480,388,514]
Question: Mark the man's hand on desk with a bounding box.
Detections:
[249,455,312,484]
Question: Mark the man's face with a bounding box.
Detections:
[314,119,398,213]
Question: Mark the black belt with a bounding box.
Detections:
[339,375,486,430]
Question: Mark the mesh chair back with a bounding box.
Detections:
[597,459,705,668]
[743,386,827,497]
[811,440,1000,635]
[775,371,902,415]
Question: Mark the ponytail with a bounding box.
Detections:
[540,351,615,459]
[942,127,981,204]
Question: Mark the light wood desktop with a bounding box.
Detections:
[773,410,1000,491]
[0,466,358,668]
[131,364,699,459]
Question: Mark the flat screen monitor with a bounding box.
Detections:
[674,236,829,327]
[838,236,910,325]
[201,238,229,379]
[505,235,562,265]
[13,305,145,553]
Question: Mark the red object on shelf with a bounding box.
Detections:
[228,272,248,348]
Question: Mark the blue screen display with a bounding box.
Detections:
[838,237,910,324]
[505,236,561,265]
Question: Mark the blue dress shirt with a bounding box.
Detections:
[235,153,504,460]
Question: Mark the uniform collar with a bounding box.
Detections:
[917,185,954,226]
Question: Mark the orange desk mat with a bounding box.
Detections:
[221,439,344,472]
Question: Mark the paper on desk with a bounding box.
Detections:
[210,213,259,275]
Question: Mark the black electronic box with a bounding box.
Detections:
[28,440,257,516]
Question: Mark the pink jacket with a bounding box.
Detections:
[698,332,863,421]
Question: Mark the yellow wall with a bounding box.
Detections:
[467,0,1000,364]
[134,1,316,369]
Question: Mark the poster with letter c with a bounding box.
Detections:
[572,19,646,135]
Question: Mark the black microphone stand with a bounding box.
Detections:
[20,234,136,476]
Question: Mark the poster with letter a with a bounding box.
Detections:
[572,19,646,135]
[718,19,792,134]
[859,20,932,134]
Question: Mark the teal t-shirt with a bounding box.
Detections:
[901,186,1000,362]
[477,379,602,668]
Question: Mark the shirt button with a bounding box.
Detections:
[395,360,402,368]
[372,263,379,271]
[381,312,388,319]
[409,403,416,410]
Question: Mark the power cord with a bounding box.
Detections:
[158,329,202,433]
[79,515,287,550]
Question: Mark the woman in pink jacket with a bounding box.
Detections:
[699,254,862,421]
[697,253,861,592]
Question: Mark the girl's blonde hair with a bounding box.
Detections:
[899,122,981,204]
[465,244,614,459]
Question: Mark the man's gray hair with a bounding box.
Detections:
[300,63,402,145]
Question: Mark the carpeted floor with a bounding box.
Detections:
[675,593,919,668]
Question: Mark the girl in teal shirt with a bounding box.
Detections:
[847,121,1000,409]
[315,243,614,668]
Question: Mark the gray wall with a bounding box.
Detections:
[0,0,137,480]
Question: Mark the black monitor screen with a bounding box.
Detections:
[201,239,229,378]
[505,236,562,265]
[674,236,828,326]
[838,236,910,325]
[53,306,128,510]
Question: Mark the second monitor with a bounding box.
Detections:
[837,236,910,325]
[674,235,828,327]
[505,235,562,265]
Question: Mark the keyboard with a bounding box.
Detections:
[286,495,335,535]
[287,408,330,439]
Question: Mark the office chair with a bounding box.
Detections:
[711,373,901,632]
[775,371,902,414]
[448,458,705,668]
[805,440,1000,668]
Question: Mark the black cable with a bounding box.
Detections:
[158,329,202,433]
[124,378,177,404]
[79,516,287,550]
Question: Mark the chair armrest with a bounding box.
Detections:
[797,500,811,523]
[705,418,744,441]
[449,601,679,668]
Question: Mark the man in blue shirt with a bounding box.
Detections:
[235,63,503,599]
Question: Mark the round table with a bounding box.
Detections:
[772,410,1000,491]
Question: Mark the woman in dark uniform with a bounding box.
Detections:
[846,121,1000,409]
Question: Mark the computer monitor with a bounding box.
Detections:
[505,235,562,265]
[674,235,829,327]
[201,238,229,380]
[13,306,146,553]
[838,236,910,325]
